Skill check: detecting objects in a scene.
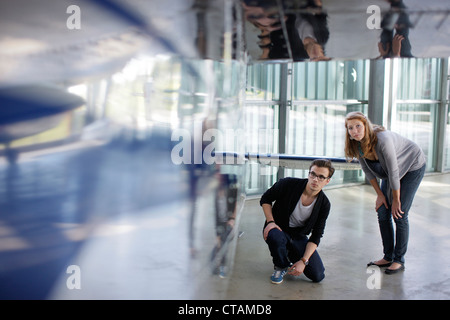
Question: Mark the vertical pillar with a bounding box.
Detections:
[368,59,389,127]
[277,63,291,180]
[436,58,449,172]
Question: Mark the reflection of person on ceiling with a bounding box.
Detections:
[269,0,330,61]
[377,0,413,58]
[242,0,330,61]
[242,0,285,59]
[294,9,330,61]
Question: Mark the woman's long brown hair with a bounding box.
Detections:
[344,112,385,160]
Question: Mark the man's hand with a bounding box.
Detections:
[288,260,306,276]
[303,37,330,61]
[263,222,282,240]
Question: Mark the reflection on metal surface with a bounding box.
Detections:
[245,153,362,170]
[243,0,450,62]
[377,0,413,58]
[0,85,85,164]
[211,174,238,278]
[243,0,330,61]
[0,0,246,299]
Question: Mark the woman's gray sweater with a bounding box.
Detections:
[359,130,426,191]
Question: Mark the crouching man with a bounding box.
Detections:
[260,159,334,284]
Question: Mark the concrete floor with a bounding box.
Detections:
[225,173,450,300]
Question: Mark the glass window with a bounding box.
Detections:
[285,103,367,186]
[287,59,371,186]
[391,58,444,172]
[396,58,442,100]
[291,60,370,101]
[391,103,438,172]
[445,108,450,170]
[246,63,281,101]
[244,104,279,195]
[243,57,448,196]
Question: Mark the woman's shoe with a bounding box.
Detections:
[367,260,392,268]
[385,264,405,274]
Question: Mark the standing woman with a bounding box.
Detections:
[344,112,426,274]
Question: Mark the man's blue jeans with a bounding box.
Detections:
[265,228,325,282]
[377,164,426,265]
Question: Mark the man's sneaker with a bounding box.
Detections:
[271,267,287,284]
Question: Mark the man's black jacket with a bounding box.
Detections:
[260,177,331,246]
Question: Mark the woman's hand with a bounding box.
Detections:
[378,41,390,57]
[263,222,282,240]
[391,198,404,219]
[391,189,404,219]
[375,194,388,211]
[392,34,404,57]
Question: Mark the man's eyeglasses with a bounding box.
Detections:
[308,171,330,182]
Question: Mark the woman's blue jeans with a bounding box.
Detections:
[265,228,325,282]
[377,164,425,265]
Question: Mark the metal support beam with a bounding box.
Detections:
[436,58,449,172]
[368,59,388,126]
[277,62,291,180]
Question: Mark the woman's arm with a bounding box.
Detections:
[377,132,403,219]
[369,178,403,219]
[369,178,388,211]
[391,189,404,219]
